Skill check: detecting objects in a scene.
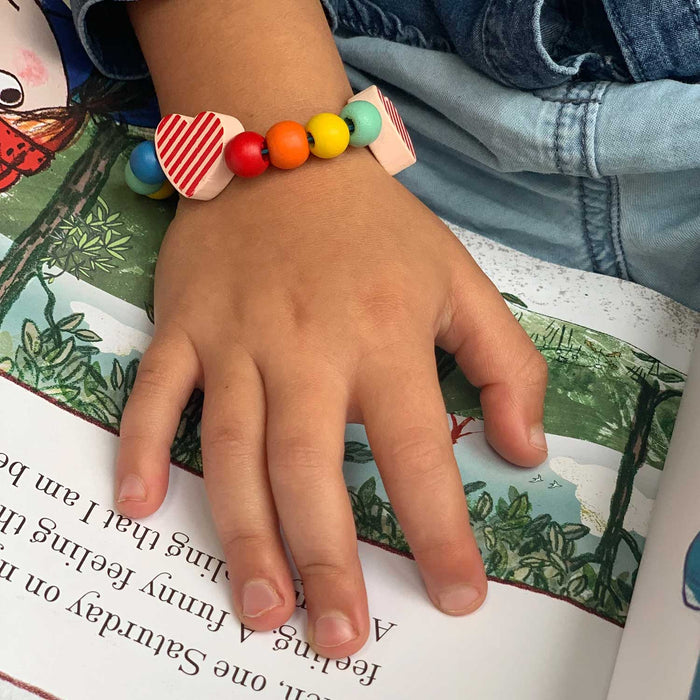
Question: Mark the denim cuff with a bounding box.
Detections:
[432,0,623,90]
[320,0,339,31]
[602,0,700,81]
[72,0,147,80]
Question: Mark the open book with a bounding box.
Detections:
[2,4,700,696]
[1,216,699,698]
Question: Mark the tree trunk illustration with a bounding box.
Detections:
[594,378,681,605]
[0,118,131,324]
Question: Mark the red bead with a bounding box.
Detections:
[224,131,269,178]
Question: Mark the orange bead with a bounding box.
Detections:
[265,121,310,169]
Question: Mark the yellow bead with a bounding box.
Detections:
[305,113,350,159]
[147,180,176,200]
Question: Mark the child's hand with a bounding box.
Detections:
[114,149,548,659]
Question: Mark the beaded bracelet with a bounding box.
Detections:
[126,86,416,201]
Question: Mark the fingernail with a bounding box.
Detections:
[242,580,283,618]
[313,614,358,648]
[117,474,147,503]
[529,424,548,452]
[437,584,481,613]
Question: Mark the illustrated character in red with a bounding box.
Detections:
[0,0,83,191]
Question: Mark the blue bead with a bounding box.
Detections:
[125,162,163,195]
[129,141,165,184]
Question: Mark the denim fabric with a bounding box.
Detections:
[328,0,630,89]
[72,0,146,80]
[331,34,700,308]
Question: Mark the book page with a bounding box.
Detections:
[606,343,700,699]
[0,227,697,698]
[0,374,622,700]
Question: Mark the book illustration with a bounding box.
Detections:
[0,379,629,700]
[0,0,167,339]
[0,0,79,191]
[0,105,688,626]
[684,533,700,699]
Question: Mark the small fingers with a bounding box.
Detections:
[440,261,549,467]
[201,355,296,631]
[116,331,199,518]
[359,339,487,616]
[264,360,369,659]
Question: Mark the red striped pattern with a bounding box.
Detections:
[377,87,416,158]
[155,112,225,197]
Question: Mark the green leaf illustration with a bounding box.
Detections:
[657,371,683,384]
[562,523,590,541]
[501,292,528,308]
[344,441,374,463]
[358,477,377,507]
[547,523,565,553]
[524,513,551,536]
[46,338,75,366]
[111,359,124,391]
[74,329,102,343]
[512,566,531,582]
[57,313,85,331]
[22,320,41,357]
[567,574,587,597]
[463,480,486,496]
[473,492,493,520]
[507,494,530,520]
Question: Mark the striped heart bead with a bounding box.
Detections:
[154,111,244,200]
[347,86,416,175]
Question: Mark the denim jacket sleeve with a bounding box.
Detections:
[71,0,148,80]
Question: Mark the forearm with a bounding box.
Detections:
[127,0,352,131]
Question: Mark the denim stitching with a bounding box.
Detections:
[587,81,609,180]
[580,91,591,178]
[482,0,516,89]
[536,97,602,105]
[577,179,599,273]
[604,178,623,278]
[604,0,647,81]
[611,176,631,279]
[553,84,571,174]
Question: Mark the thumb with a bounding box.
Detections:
[437,256,548,467]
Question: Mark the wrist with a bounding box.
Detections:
[177,142,389,218]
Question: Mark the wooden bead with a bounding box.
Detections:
[147,180,176,200]
[347,86,416,175]
[305,113,350,159]
[125,161,163,195]
[265,121,309,169]
[129,141,165,184]
[340,101,382,147]
[224,131,269,178]
[154,111,244,200]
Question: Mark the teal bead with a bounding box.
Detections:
[340,100,382,147]
[129,141,165,184]
[125,161,163,195]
